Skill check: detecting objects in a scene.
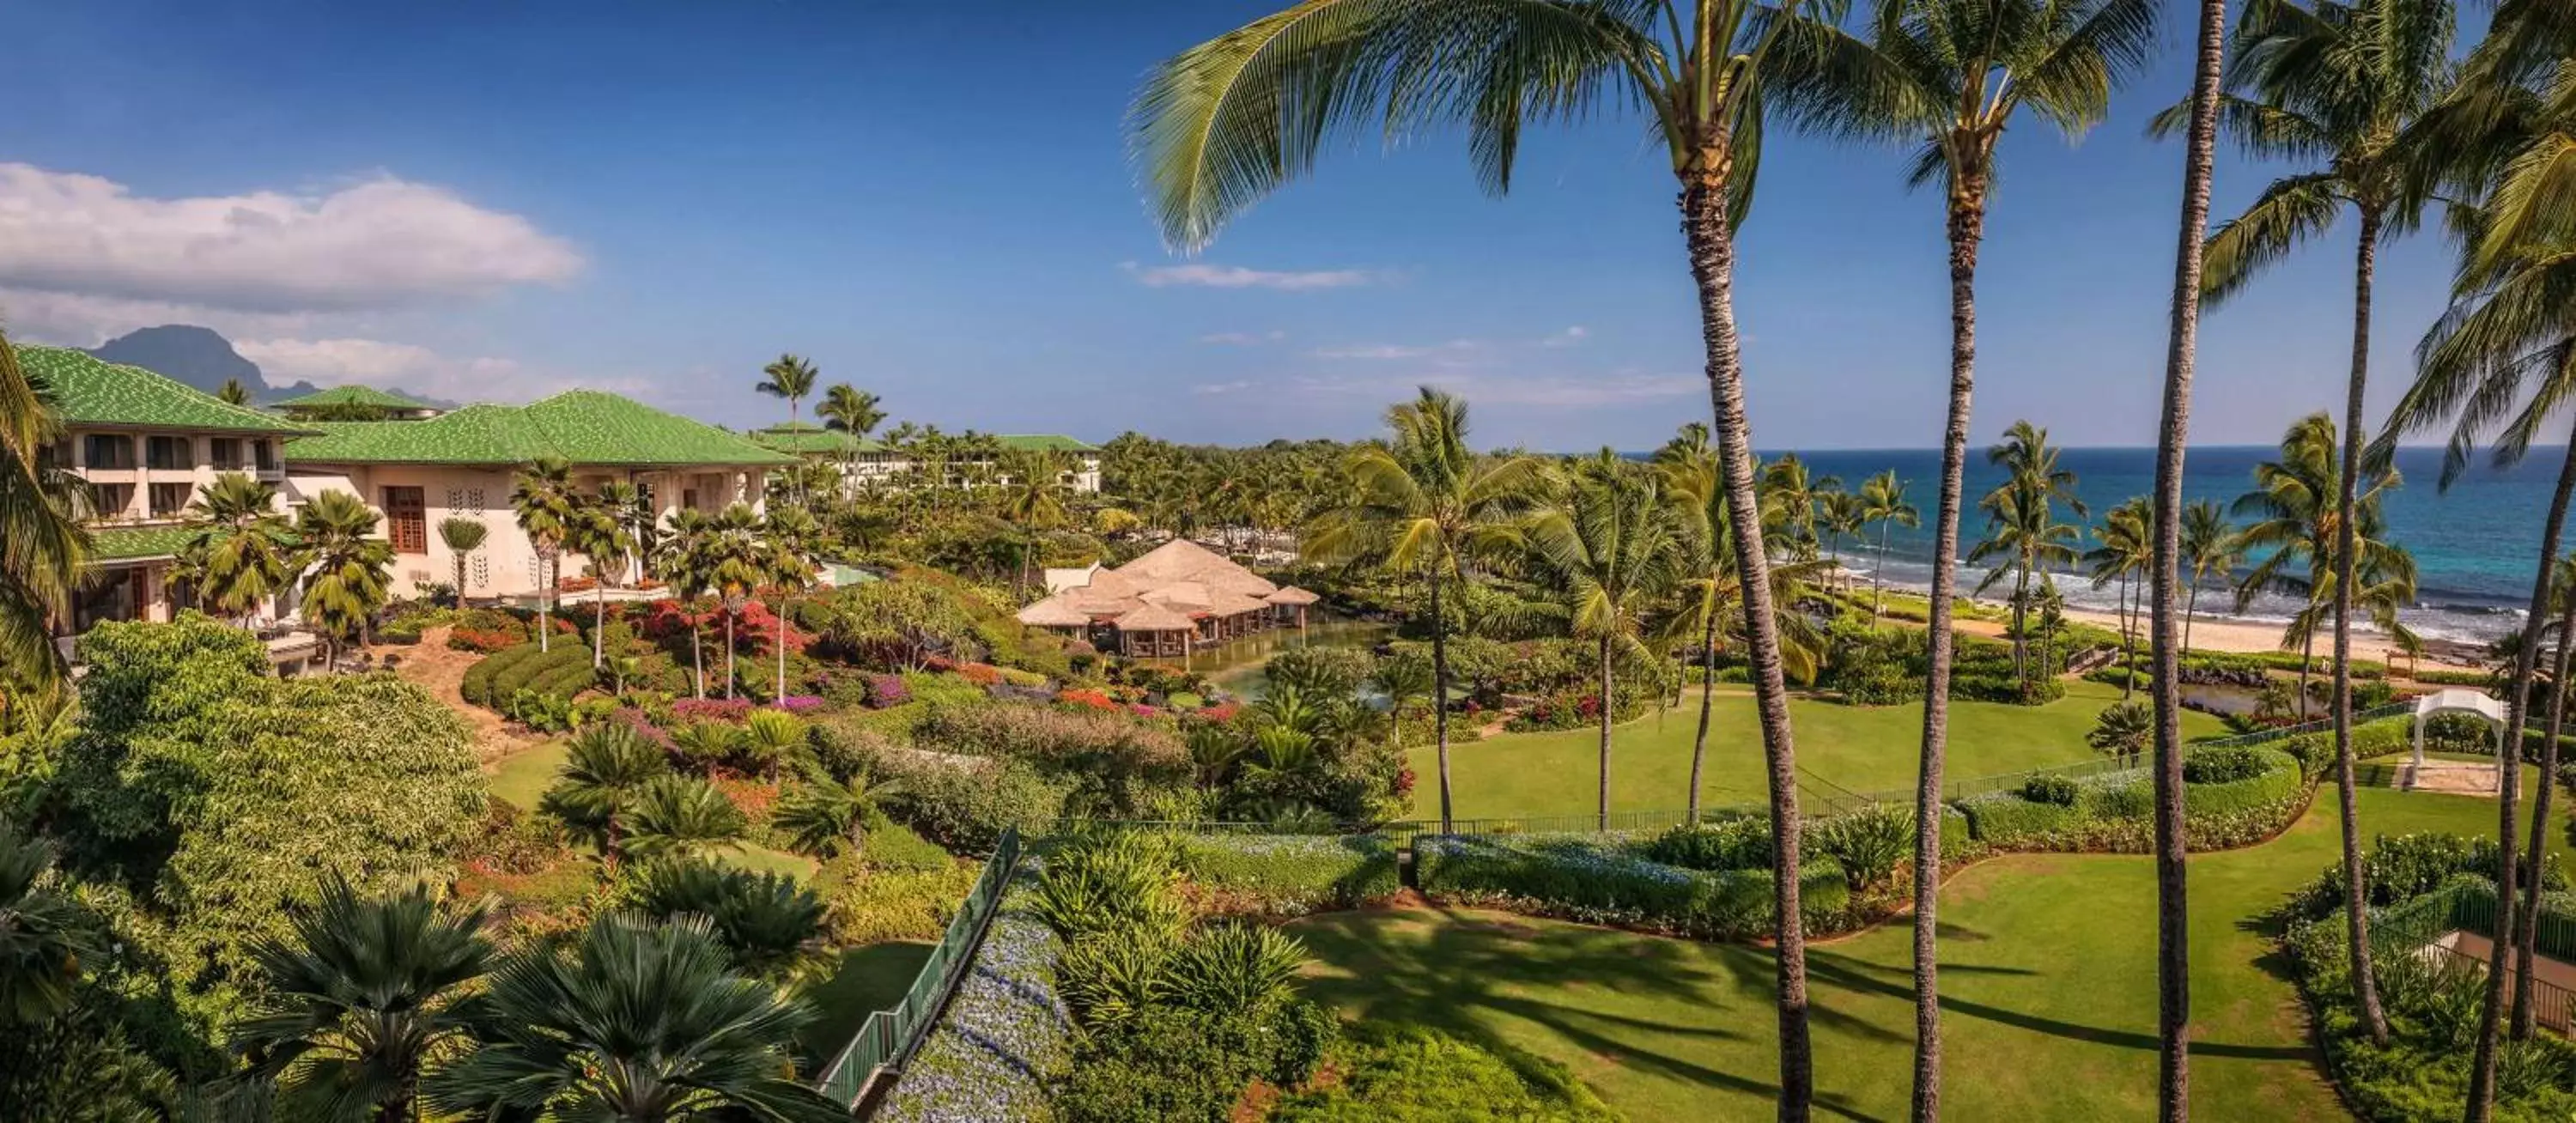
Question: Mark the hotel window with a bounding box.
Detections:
[89,482,134,518]
[84,434,135,470]
[253,440,276,471]
[210,437,245,470]
[147,435,194,470]
[149,483,193,518]
[383,486,428,555]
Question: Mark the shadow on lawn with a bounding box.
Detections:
[1294,907,1886,1122]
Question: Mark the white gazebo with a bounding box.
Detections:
[2411,688,2508,767]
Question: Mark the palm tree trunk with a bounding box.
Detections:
[537,553,552,653]
[1680,175,1809,1120]
[690,614,706,700]
[724,611,738,701]
[2121,574,2137,701]
[2299,629,2314,723]
[1597,634,1615,831]
[2149,0,2228,1109]
[775,594,789,702]
[1875,522,1894,621]
[592,584,606,671]
[2467,417,2576,1119]
[1691,609,1719,823]
[2331,205,2391,1045]
[2517,522,2576,1040]
[2184,574,2199,653]
[2011,563,2031,696]
[1912,185,1986,1123]
[1431,566,1454,835]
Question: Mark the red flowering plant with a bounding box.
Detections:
[1058,688,1120,712]
[954,661,1003,686]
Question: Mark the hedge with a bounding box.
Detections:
[1173,833,1401,915]
[1413,833,1848,939]
[526,660,600,702]
[2277,717,2413,780]
[1958,746,2304,852]
[462,644,542,707]
[483,645,592,709]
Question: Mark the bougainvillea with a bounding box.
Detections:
[867,675,912,709]
[773,695,826,715]
[671,697,755,725]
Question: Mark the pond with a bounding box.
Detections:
[1133,616,1394,700]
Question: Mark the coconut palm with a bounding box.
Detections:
[760,506,822,703]
[772,766,902,861]
[815,383,884,501]
[1000,449,1072,597]
[1304,388,1546,835]
[2230,413,2410,715]
[1369,654,1436,755]
[1977,422,2087,692]
[2144,0,2231,1107]
[2180,499,2241,651]
[538,724,671,870]
[0,817,95,1026]
[436,518,486,605]
[2083,497,2155,700]
[216,378,252,407]
[1817,489,1866,594]
[1759,455,1829,562]
[183,473,294,627]
[294,491,394,669]
[623,775,751,864]
[426,914,841,1123]
[509,456,577,654]
[1135,5,1869,1097]
[0,334,90,687]
[568,492,634,672]
[234,877,492,1123]
[697,504,774,701]
[659,508,716,699]
[1530,452,1680,830]
[756,355,822,507]
[1857,470,1920,622]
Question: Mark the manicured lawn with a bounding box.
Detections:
[1413,679,2225,820]
[488,740,568,810]
[797,941,937,1067]
[1297,784,2569,1120]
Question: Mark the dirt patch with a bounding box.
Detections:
[373,626,547,764]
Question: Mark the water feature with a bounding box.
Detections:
[1133,616,1394,700]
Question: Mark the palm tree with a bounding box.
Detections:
[183,473,294,627]
[1531,452,1680,830]
[510,456,577,654]
[1857,470,1920,621]
[1369,655,1436,756]
[2179,499,2240,651]
[773,766,902,861]
[697,504,773,701]
[216,378,252,407]
[294,491,394,669]
[815,384,884,502]
[2083,497,2155,700]
[2144,0,2233,1107]
[757,355,822,507]
[1816,489,1865,595]
[1135,5,1862,1100]
[623,775,750,863]
[1977,422,2087,691]
[2160,0,2458,1047]
[999,449,1071,597]
[761,506,822,703]
[568,492,633,672]
[659,508,715,699]
[596,481,653,586]
[234,877,491,1123]
[436,517,486,605]
[0,817,95,1026]
[1305,389,1545,835]
[2087,698,2154,768]
[1759,455,1828,562]
[538,723,671,870]
[2231,414,2409,715]
[0,333,91,687]
[427,914,842,1122]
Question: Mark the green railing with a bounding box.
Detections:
[2371,880,2576,1036]
[2191,701,2415,749]
[816,826,1024,1108]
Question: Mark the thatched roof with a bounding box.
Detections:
[1116,539,1279,598]
[1206,590,1271,617]
[1114,603,1196,631]
[1264,586,1321,606]
[1016,598,1092,627]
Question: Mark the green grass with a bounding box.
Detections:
[796,941,936,1067]
[1296,784,2570,1120]
[1419,679,2224,820]
[489,741,568,810]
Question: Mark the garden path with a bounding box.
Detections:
[383,626,549,763]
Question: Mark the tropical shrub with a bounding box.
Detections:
[1959,747,2303,851]
[912,703,1188,818]
[671,697,756,725]
[1810,804,1912,892]
[1414,833,1847,938]
[873,756,1070,856]
[1640,816,1773,871]
[2184,744,2269,784]
[1265,647,1376,699]
[626,859,828,977]
[1170,834,1400,914]
[815,859,981,945]
[2287,832,2565,923]
[2022,774,2080,806]
[461,643,541,707]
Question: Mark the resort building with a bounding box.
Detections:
[24,346,322,665]
[750,424,1103,494]
[284,393,796,601]
[1017,539,1318,657]
[272,385,446,421]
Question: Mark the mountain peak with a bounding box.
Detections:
[88,325,268,397]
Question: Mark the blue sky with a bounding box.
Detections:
[0,0,2480,451]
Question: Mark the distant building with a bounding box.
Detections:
[271,385,447,421]
[1017,539,1316,657]
[750,424,1103,494]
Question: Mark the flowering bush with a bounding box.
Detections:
[867,674,911,709]
[609,707,676,755]
[1058,688,1119,712]
[447,627,524,653]
[772,695,826,715]
[955,661,1003,686]
[671,697,755,725]
[910,703,1188,817]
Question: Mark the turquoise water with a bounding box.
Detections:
[1754,446,2569,645]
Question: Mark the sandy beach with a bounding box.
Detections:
[1956,601,2484,671]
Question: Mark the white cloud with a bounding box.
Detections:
[0,288,322,346]
[1312,338,1482,362]
[1198,331,1285,345]
[1541,325,1590,347]
[0,163,582,315]
[1193,380,1255,396]
[1124,262,1376,290]
[234,337,635,404]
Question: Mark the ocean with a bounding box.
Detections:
[1736,446,2570,647]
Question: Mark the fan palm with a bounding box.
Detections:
[509,456,577,654]
[435,517,486,604]
[2180,499,2241,652]
[756,355,823,507]
[183,472,294,627]
[234,877,492,1123]
[815,384,884,501]
[628,861,828,980]
[1134,6,1874,1097]
[426,914,841,1122]
[2086,699,2154,767]
[772,766,902,861]
[1857,469,1920,621]
[1530,452,1680,829]
[623,775,750,863]
[538,724,671,869]
[0,817,95,1026]
[295,491,394,669]
[1304,388,1545,835]
[2156,0,2458,1047]
[2082,497,2154,700]
[0,337,90,687]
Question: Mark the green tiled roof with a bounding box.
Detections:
[273,385,439,410]
[91,525,195,562]
[19,346,317,435]
[751,422,882,454]
[284,391,796,467]
[997,434,1099,452]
